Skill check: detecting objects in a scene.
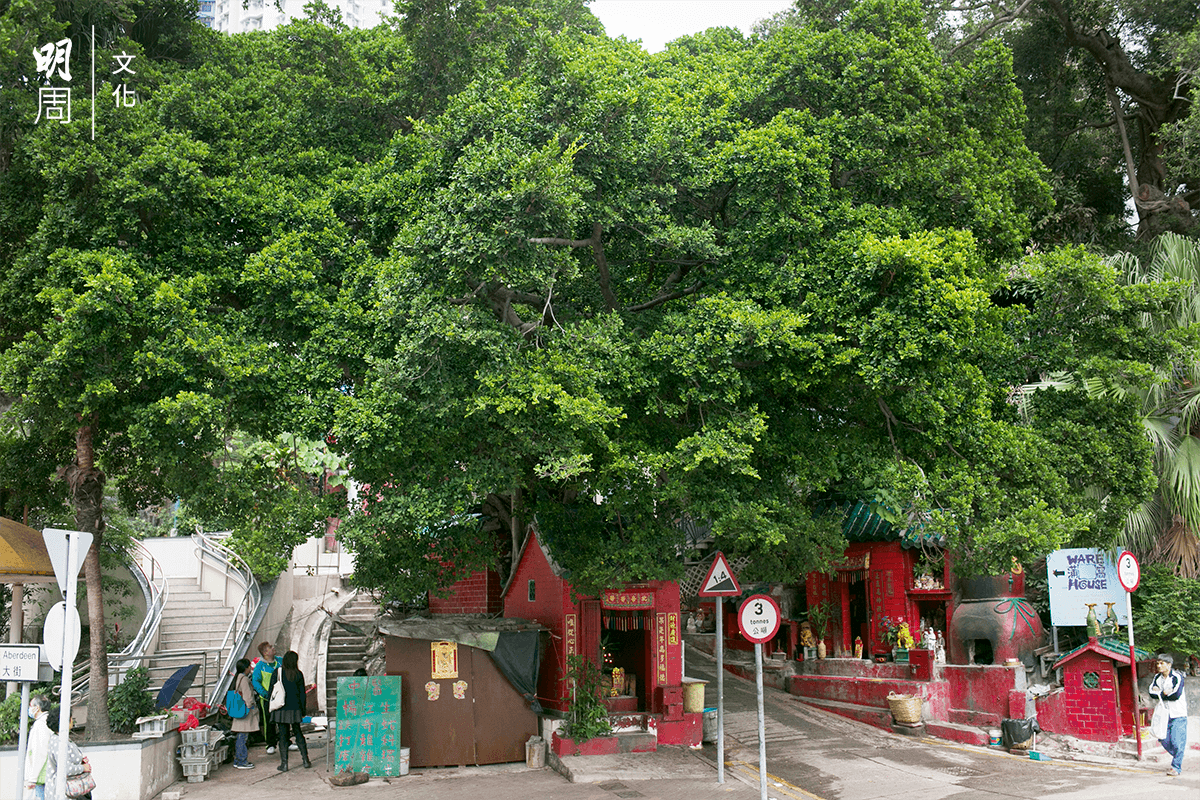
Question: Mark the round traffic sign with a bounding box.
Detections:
[1116,551,1140,592]
[738,594,781,644]
[42,601,81,672]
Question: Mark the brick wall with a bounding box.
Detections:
[503,530,574,712]
[428,569,503,615]
[1060,652,1123,742]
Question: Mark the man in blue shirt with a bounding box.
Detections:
[251,641,292,754]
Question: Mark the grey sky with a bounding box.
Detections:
[589,1,795,52]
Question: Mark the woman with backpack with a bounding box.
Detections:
[230,658,261,769]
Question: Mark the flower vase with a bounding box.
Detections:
[816,640,827,659]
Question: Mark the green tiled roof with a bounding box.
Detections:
[1054,636,1153,669]
[827,500,945,549]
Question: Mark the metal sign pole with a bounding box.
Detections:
[54,530,81,800]
[15,681,30,798]
[716,597,724,784]
[755,641,767,800]
[1127,590,1141,760]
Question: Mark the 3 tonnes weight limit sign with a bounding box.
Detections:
[738,594,781,644]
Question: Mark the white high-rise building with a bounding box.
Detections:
[206,0,392,33]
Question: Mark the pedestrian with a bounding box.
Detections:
[271,650,311,772]
[23,694,51,800]
[231,657,260,769]
[251,641,291,753]
[1148,652,1188,776]
[42,706,94,800]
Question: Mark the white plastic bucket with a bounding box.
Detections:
[399,746,410,776]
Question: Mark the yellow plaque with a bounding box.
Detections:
[431,641,458,679]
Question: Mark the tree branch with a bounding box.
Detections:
[625,282,704,312]
[591,224,618,312]
[948,0,1034,57]
[527,236,593,247]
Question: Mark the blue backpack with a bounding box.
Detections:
[225,689,249,719]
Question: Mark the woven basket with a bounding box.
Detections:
[887,692,922,724]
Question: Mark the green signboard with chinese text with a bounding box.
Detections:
[334,675,402,776]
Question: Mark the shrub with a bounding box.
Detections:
[561,654,612,742]
[107,667,156,735]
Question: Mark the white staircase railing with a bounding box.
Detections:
[71,538,169,703]
[192,530,262,703]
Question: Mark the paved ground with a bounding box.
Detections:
[154,646,1198,800]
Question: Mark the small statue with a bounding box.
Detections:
[1103,602,1119,637]
[853,636,863,659]
[686,613,698,634]
[934,631,946,663]
[1085,603,1101,637]
[611,668,624,697]
[799,621,816,647]
[922,627,937,651]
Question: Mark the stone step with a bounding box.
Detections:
[160,603,227,617]
[616,731,657,753]
[159,620,229,635]
[793,696,893,730]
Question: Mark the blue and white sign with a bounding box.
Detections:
[1046,548,1128,627]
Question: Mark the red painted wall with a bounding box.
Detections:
[1060,652,1124,742]
[428,569,504,615]
[502,529,684,715]
[503,529,575,712]
[944,665,1019,724]
[807,542,919,656]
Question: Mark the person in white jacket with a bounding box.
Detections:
[1148,653,1189,776]
[23,695,51,800]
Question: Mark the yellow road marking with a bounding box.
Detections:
[725,758,826,800]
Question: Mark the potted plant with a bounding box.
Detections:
[806,603,832,659]
[552,655,615,756]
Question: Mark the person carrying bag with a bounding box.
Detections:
[43,707,95,800]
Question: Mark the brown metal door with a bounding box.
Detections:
[472,649,539,764]
[387,637,476,767]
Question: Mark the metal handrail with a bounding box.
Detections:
[192,530,262,704]
[71,539,170,703]
[106,647,226,707]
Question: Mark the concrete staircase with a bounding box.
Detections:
[149,579,234,704]
[324,592,380,706]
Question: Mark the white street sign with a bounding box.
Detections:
[42,528,92,596]
[1046,548,1127,626]
[1117,551,1140,593]
[42,601,81,672]
[0,644,42,682]
[738,594,781,644]
[699,551,741,597]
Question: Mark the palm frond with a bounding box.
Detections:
[1163,434,1200,534]
[1120,498,1163,556]
[1150,515,1200,579]
[1142,416,1179,456]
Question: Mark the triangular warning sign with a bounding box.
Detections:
[698,551,741,596]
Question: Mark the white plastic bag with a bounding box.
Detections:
[1150,702,1169,740]
[269,675,286,712]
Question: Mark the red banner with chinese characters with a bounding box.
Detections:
[601,590,655,609]
[656,613,668,685]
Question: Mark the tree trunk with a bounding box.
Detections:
[62,422,110,740]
